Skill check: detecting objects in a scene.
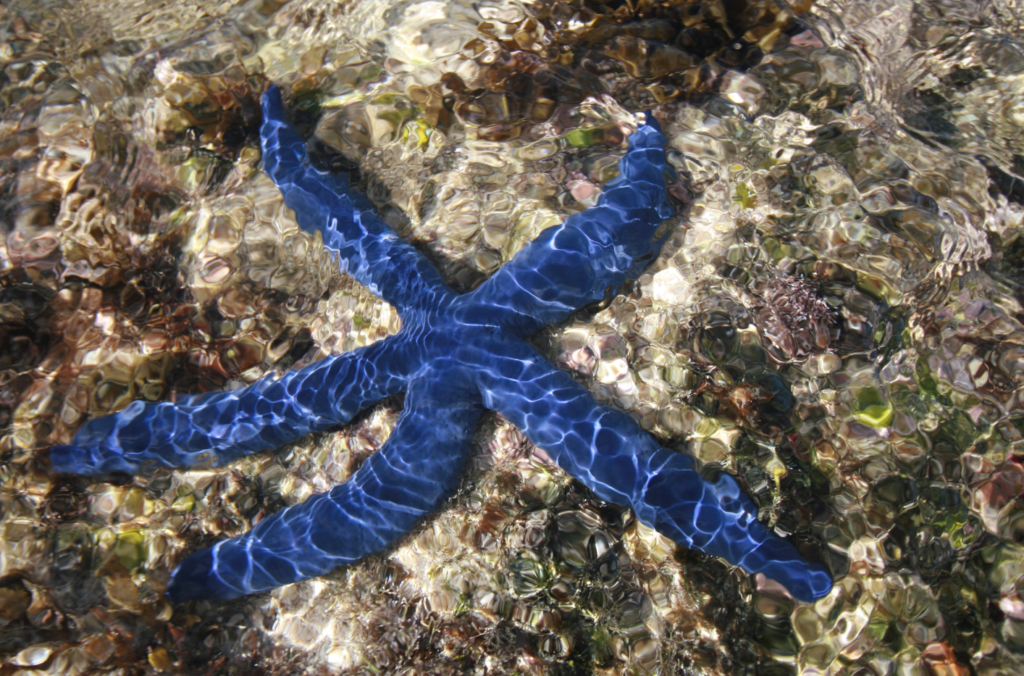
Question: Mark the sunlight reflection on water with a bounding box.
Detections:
[2,0,1024,673]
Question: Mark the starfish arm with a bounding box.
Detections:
[49,337,409,475]
[460,114,673,334]
[165,368,483,603]
[473,338,833,603]
[261,85,454,311]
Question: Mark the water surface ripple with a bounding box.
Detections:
[3,0,1024,674]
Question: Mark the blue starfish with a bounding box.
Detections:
[50,85,832,604]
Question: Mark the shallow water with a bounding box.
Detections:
[3,0,1024,673]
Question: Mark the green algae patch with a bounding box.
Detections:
[114,530,147,571]
[853,387,894,428]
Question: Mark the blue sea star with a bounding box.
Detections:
[50,85,833,604]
